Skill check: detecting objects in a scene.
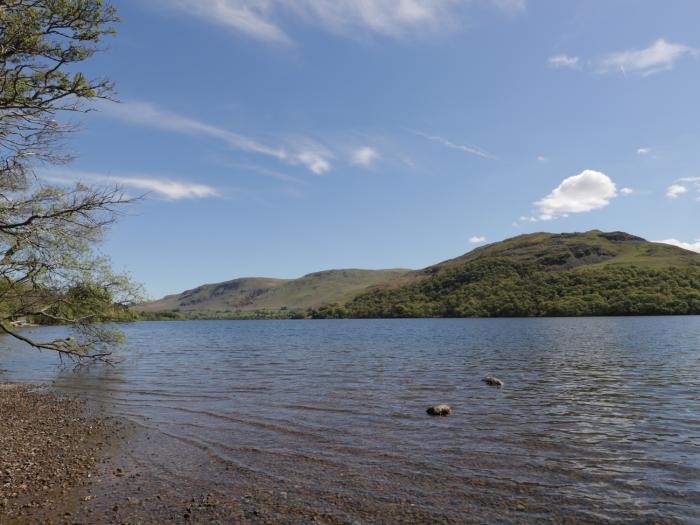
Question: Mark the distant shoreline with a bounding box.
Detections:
[135,312,700,321]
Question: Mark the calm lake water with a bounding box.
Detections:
[1,318,699,523]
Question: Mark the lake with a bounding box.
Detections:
[1,318,699,523]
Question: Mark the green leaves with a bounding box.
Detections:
[1,1,118,190]
[0,2,135,363]
[322,260,700,318]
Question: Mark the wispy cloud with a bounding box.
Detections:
[601,39,699,76]
[42,169,220,200]
[547,54,579,69]
[655,238,700,254]
[537,155,549,162]
[166,0,290,43]
[551,39,698,77]
[212,160,307,185]
[469,235,486,243]
[289,138,333,175]
[410,130,496,160]
[297,151,331,175]
[155,0,526,43]
[489,0,526,13]
[97,100,335,175]
[667,184,688,198]
[637,147,651,156]
[525,169,618,221]
[620,187,634,195]
[98,100,286,160]
[352,146,379,166]
[665,178,700,200]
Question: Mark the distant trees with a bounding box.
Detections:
[138,308,308,321]
[0,1,140,363]
[312,260,700,319]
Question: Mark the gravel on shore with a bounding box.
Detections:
[0,383,111,522]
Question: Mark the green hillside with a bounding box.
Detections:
[311,231,700,318]
[249,269,411,310]
[139,277,290,312]
[434,230,700,270]
[139,269,410,314]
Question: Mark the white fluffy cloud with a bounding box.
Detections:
[469,236,486,243]
[352,147,379,166]
[531,169,618,221]
[601,39,698,76]
[665,178,700,199]
[157,0,525,43]
[667,184,688,198]
[42,170,220,200]
[547,54,579,69]
[655,238,700,253]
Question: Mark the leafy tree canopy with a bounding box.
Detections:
[0,1,140,363]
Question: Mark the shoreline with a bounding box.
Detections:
[1,359,690,525]
[0,383,244,524]
[1,381,522,524]
[0,383,341,524]
[0,383,115,523]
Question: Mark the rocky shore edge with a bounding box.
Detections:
[0,383,115,523]
[0,384,259,524]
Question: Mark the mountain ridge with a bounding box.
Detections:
[313,230,700,318]
[139,231,700,318]
[139,269,411,313]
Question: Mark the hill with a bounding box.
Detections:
[311,231,700,318]
[139,269,410,315]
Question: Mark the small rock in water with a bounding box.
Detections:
[482,376,504,387]
[426,404,452,416]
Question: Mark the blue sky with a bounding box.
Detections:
[46,0,700,298]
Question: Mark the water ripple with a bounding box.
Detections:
[1,317,699,523]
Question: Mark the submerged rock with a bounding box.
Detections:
[482,376,504,387]
[426,404,452,416]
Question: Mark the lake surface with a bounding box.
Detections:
[1,318,699,523]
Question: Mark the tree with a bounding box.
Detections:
[0,0,139,363]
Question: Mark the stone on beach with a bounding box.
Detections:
[482,376,504,387]
[426,404,452,416]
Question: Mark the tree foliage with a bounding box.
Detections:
[0,0,139,363]
[311,259,700,319]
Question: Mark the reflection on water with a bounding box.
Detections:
[1,318,699,523]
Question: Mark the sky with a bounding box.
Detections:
[45,0,700,298]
